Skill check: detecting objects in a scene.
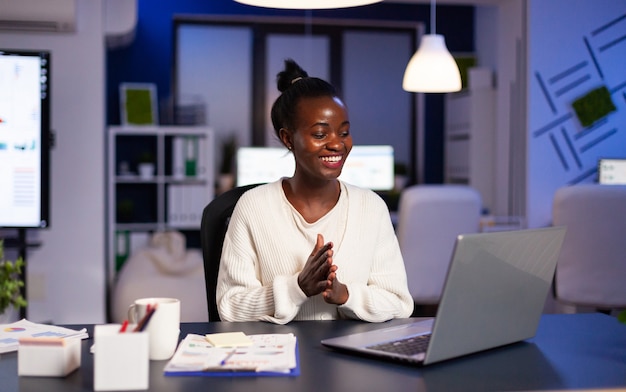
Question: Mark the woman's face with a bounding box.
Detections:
[288,95,353,183]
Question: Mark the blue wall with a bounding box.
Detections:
[527,0,626,227]
[106,0,474,183]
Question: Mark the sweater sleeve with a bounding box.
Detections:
[215,184,309,324]
[337,189,414,322]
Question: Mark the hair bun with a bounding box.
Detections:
[276,58,308,92]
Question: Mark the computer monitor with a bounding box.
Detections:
[236,145,395,191]
[236,147,294,187]
[598,158,626,185]
[340,145,395,191]
[0,49,51,228]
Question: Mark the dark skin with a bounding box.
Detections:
[278,95,353,306]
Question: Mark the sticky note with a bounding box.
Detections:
[205,332,253,347]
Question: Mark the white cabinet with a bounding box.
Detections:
[107,126,214,283]
[444,69,496,213]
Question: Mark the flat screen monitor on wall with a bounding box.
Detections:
[0,49,51,228]
[598,158,626,185]
[236,145,395,191]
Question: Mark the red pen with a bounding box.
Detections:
[119,320,129,333]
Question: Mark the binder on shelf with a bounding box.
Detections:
[196,136,207,180]
[172,136,186,180]
[187,186,197,224]
[167,185,183,227]
[188,184,208,225]
[179,185,190,225]
[184,136,199,178]
[167,184,209,228]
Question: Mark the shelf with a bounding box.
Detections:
[107,125,214,284]
[444,82,496,212]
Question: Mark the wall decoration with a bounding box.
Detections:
[571,86,617,127]
[120,83,158,126]
[531,10,626,185]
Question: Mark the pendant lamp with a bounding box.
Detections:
[402,0,461,93]
[233,0,382,9]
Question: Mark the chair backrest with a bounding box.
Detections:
[396,184,482,305]
[200,183,261,321]
[552,184,626,309]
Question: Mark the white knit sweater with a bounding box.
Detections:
[216,179,414,324]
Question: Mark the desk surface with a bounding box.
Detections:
[2,313,625,392]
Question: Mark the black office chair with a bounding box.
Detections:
[200,183,262,321]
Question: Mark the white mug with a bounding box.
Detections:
[128,297,180,360]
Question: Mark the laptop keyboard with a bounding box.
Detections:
[366,334,431,356]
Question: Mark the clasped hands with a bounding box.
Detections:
[298,234,348,305]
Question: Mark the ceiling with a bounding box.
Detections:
[384,0,506,5]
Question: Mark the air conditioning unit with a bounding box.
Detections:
[0,0,76,32]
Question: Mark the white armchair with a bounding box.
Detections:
[552,184,626,311]
[111,231,208,323]
[396,185,482,306]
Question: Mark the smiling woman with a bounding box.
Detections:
[215,59,414,325]
[276,71,353,221]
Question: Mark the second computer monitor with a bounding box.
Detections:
[236,145,395,191]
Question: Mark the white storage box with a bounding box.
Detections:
[18,337,81,377]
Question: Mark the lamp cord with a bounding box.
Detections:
[431,0,436,35]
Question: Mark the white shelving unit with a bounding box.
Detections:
[444,68,496,213]
[106,125,214,285]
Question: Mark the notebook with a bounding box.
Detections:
[321,226,566,366]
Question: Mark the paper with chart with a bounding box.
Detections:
[0,319,88,354]
[164,333,298,375]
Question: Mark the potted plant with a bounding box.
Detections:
[0,240,27,322]
[117,198,135,223]
[137,151,156,180]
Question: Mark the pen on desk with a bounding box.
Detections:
[220,349,237,366]
[119,320,129,333]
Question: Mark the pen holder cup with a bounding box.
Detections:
[94,324,149,391]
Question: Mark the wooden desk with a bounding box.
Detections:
[2,313,625,391]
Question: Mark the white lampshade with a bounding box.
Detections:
[233,0,382,9]
[402,34,462,93]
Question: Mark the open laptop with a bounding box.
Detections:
[322,226,566,366]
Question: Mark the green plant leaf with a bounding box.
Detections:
[0,240,27,314]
